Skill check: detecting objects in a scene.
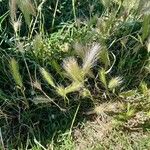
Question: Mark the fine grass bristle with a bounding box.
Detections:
[9,58,23,88]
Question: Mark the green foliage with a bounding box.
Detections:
[99,68,107,89]
[142,15,150,41]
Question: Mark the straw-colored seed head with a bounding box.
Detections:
[33,80,42,90]
[80,88,91,98]
[73,43,86,58]
[83,44,101,73]
[63,57,84,82]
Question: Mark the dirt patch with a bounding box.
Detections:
[73,115,113,150]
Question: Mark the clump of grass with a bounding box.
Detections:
[39,43,101,102]
[1,0,150,149]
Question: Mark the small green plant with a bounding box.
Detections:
[39,44,101,105]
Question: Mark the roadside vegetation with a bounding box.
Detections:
[0,0,150,149]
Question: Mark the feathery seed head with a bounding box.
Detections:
[57,82,82,98]
[108,77,123,91]
[57,85,66,98]
[10,58,23,88]
[13,19,21,33]
[80,88,91,98]
[65,82,83,94]
[63,57,84,82]
[83,43,101,73]
[40,67,56,88]
[16,0,36,26]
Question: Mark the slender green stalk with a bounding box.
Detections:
[69,102,80,136]
[41,90,66,112]
[52,0,59,29]
[29,0,47,38]
[72,0,76,22]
